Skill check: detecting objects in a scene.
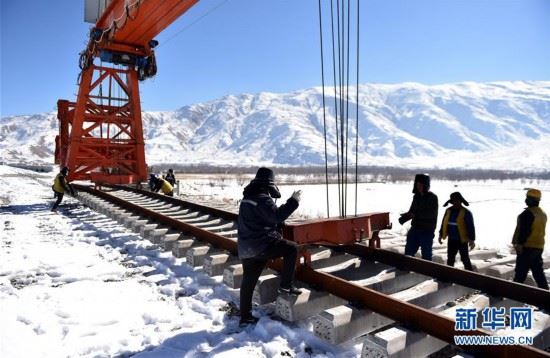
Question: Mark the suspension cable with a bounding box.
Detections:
[344,0,350,216]
[355,0,360,216]
[337,0,345,216]
[330,0,342,216]
[319,0,361,218]
[318,0,330,218]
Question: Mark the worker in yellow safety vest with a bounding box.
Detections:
[150,174,174,197]
[51,167,75,212]
[512,188,548,289]
[438,192,476,271]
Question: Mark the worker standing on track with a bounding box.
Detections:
[51,166,75,212]
[237,167,302,326]
[399,174,439,261]
[512,188,548,290]
[150,174,174,197]
[438,192,476,271]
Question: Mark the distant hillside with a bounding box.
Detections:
[1,81,549,171]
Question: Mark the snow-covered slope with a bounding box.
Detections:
[1,81,549,170]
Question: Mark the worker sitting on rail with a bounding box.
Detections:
[438,192,475,271]
[164,168,176,187]
[398,173,439,260]
[51,166,75,212]
[512,189,548,290]
[237,167,302,326]
[150,175,174,197]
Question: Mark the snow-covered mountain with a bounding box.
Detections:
[1,81,549,170]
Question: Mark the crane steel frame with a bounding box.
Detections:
[56,0,198,184]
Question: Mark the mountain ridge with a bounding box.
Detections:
[1,81,549,171]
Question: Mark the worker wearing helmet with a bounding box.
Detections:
[438,192,476,271]
[51,166,75,212]
[151,175,174,196]
[398,174,439,260]
[512,188,548,289]
[237,167,302,326]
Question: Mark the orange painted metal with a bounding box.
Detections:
[93,0,198,55]
[282,212,390,245]
[57,0,200,184]
[55,100,74,166]
[58,64,147,184]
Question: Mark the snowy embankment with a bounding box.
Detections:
[0,165,356,358]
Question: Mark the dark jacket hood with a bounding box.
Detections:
[243,180,281,199]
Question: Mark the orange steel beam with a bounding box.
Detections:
[62,64,147,183]
[58,1,200,184]
[94,0,198,54]
[283,213,390,245]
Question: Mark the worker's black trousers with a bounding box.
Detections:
[447,239,473,271]
[513,248,549,289]
[52,192,64,210]
[239,239,298,320]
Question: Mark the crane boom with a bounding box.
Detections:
[97,0,197,49]
[56,0,199,185]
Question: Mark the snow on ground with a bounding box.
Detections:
[2,165,549,357]
[0,165,357,358]
[178,175,550,256]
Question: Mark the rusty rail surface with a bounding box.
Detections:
[73,184,550,357]
[339,244,550,312]
[75,184,237,253]
[102,184,550,311]
[108,184,239,222]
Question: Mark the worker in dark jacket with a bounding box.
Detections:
[399,174,439,260]
[512,188,548,289]
[438,192,475,270]
[164,168,176,186]
[51,166,75,212]
[237,167,302,326]
[148,174,157,191]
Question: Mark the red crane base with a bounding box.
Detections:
[56,64,147,185]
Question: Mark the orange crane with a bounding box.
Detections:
[55,0,390,246]
[56,0,199,184]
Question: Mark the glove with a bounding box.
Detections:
[398,213,412,225]
[468,241,475,251]
[291,190,302,203]
[514,244,523,255]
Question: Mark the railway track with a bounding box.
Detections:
[72,184,550,357]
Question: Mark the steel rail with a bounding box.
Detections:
[73,184,550,357]
[339,244,550,312]
[295,264,547,357]
[74,184,237,253]
[100,184,550,309]
[108,184,239,222]
[107,184,550,310]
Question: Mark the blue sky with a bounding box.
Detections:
[1,0,549,117]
